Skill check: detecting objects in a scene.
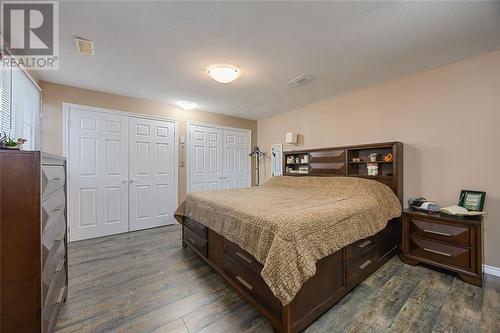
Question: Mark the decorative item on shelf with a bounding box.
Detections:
[295,156,300,164]
[383,153,393,162]
[368,153,378,162]
[352,157,361,162]
[367,162,379,176]
[0,132,22,150]
[303,154,308,163]
[458,190,486,212]
[17,138,27,150]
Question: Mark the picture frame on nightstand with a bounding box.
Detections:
[458,190,486,212]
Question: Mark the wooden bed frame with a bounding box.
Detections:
[181,142,403,333]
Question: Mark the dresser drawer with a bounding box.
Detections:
[224,254,281,318]
[345,235,377,263]
[409,236,471,269]
[183,217,208,239]
[42,212,65,252]
[42,229,65,267]
[43,267,66,309]
[43,240,66,285]
[346,246,377,286]
[184,226,208,257]
[42,165,65,198]
[409,217,470,246]
[42,188,66,232]
[225,240,263,275]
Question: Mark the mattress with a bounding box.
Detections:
[174,176,402,305]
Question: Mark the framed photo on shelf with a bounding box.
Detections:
[458,190,486,212]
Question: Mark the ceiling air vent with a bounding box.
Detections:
[74,37,95,55]
[288,74,314,87]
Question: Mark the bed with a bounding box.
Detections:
[175,142,403,333]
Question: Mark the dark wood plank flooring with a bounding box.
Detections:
[55,225,500,333]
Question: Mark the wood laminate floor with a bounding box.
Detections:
[55,225,500,333]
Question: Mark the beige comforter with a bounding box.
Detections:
[174,176,401,305]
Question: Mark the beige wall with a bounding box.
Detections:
[258,49,500,268]
[39,81,257,202]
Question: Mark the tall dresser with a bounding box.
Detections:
[0,151,68,333]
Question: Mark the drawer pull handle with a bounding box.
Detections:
[53,287,66,305]
[187,237,196,245]
[236,276,253,290]
[358,240,372,248]
[423,229,451,237]
[423,248,451,257]
[52,177,61,181]
[359,260,372,270]
[56,259,65,272]
[52,208,62,213]
[235,251,252,264]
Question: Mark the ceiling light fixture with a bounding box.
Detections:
[177,101,197,110]
[207,65,241,83]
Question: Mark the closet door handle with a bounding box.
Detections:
[130,179,136,183]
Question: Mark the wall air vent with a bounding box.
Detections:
[287,74,314,87]
[74,37,95,55]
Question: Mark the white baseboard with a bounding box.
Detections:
[484,264,500,277]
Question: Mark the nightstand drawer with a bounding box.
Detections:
[409,217,470,246]
[409,236,471,269]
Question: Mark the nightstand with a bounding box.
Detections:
[401,209,483,287]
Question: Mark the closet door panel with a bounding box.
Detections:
[68,108,129,241]
[222,129,250,189]
[188,125,222,192]
[129,117,176,231]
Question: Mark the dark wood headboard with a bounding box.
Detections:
[283,142,403,203]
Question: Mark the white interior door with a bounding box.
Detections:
[222,129,250,189]
[188,124,251,193]
[68,108,129,241]
[129,117,176,231]
[188,124,222,192]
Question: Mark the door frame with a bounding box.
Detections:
[186,121,252,193]
[62,103,179,241]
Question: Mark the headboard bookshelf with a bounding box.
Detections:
[283,142,403,202]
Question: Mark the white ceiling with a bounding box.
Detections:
[37,1,500,120]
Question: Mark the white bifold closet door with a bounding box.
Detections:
[68,108,130,241]
[129,117,176,231]
[188,124,250,193]
[68,106,177,241]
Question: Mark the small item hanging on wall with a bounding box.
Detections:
[383,153,393,162]
[368,153,378,162]
[367,162,379,176]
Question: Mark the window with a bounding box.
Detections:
[0,55,41,150]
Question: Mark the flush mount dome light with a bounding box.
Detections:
[207,65,241,83]
[177,101,197,110]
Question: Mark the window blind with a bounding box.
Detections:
[0,58,40,150]
[0,61,12,137]
[12,65,40,150]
